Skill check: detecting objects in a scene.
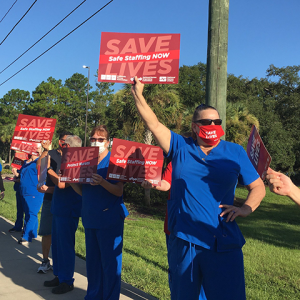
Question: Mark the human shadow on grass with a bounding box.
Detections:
[236,199,300,249]
[123,247,168,272]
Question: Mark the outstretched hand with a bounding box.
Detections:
[266,167,292,196]
[131,76,144,98]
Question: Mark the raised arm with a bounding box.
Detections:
[266,168,300,206]
[131,76,171,154]
[36,140,51,170]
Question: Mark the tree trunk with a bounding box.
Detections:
[144,128,153,145]
[9,149,12,165]
[144,128,153,206]
[144,188,151,207]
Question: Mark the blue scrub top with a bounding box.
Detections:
[167,131,260,252]
[19,158,43,197]
[51,185,82,218]
[81,152,129,229]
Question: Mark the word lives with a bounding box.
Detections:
[60,147,98,184]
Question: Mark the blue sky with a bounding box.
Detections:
[0,0,299,98]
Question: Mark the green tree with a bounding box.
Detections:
[226,102,259,147]
[0,123,15,164]
[109,83,181,206]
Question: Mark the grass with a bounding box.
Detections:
[1,181,300,299]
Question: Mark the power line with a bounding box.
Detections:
[0,0,87,75]
[0,0,114,87]
[0,0,18,24]
[0,0,38,46]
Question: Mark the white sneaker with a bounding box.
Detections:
[37,259,52,274]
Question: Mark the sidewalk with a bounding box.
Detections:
[0,216,158,300]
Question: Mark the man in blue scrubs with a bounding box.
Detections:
[43,135,83,294]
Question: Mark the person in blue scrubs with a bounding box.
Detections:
[43,135,83,294]
[18,145,44,244]
[8,167,24,232]
[71,125,128,300]
[131,77,266,300]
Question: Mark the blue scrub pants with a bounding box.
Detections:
[84,220,124,300]
[22,194,43,242]
[168,234,246,300]
[14,191,24,231]
[52,215,79,285]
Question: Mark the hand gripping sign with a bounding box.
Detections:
[10,114,56,155]
[98,32,180,84]
[59,147,99,184]
[247,125,272,180]
[107,139,164,186]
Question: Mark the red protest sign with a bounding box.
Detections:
[12,114,56,143]
[10,140,41,156]
[107,138,164,186]
[59,147,98,184]
[11,152,29,170]
[247,125,272,180]
[98,32,180,84]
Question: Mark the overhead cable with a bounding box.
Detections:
[0,0,87,75]
[0,0,18,24]
[0,0,114,87]
[0,0,38,46]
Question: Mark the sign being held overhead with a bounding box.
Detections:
[98,32,180,84]
[12,114,56,143]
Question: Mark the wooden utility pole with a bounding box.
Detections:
[206,0,229,136]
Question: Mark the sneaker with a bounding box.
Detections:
[52,282,74,294]
[44,276,60,287]
[18,238,29,245]
[37,259,52,274]
[8,227,22,233]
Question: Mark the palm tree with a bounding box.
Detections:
[0,123,16,164]
[111,83,182,206]
[226,102,259,147]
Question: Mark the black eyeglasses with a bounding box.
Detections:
[90,137,106,143]
[193,119,222,126]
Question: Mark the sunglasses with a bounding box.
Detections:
[194,119,222,126]
[90,137,106,143]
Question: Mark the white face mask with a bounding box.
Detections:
[90,141,106,154]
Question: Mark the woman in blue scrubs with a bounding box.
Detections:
[131,77,266,300]
[72,125,128,300]
[18,146,44,244]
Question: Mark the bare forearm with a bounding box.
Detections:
[154,180,170,192]
[243,182,266,214]
[288,184,300,206]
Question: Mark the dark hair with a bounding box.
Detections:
[59,131,73,140]
[90,125,110,140]
[192,103,219,122]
